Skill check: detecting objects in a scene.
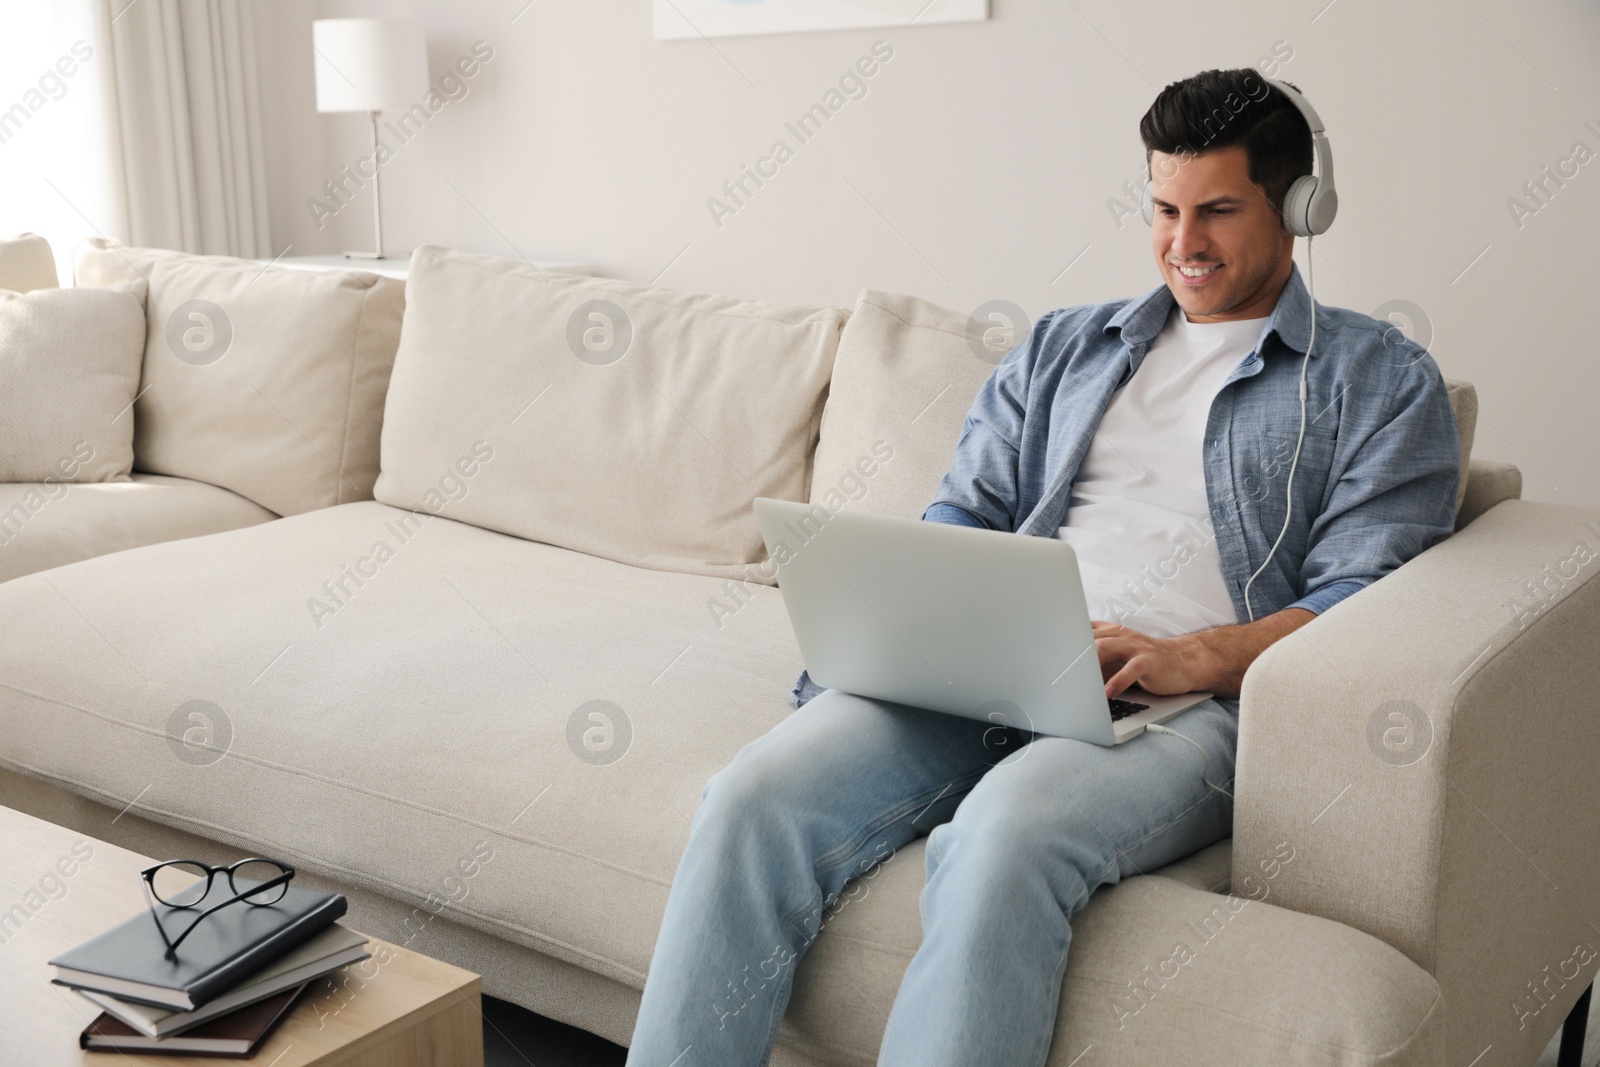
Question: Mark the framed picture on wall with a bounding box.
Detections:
[653,0,988,40]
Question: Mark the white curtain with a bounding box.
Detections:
[0,3,119,285]
[94,0,270,256]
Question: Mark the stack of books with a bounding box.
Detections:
[48,877,366,1057]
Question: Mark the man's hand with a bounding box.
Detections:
[1094,608,1317,701]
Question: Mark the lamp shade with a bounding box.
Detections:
[312,19,427,114]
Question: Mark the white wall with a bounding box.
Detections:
[254,0,1600,510]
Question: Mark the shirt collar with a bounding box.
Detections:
[1103,260,1316,356]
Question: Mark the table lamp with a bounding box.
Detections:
[311,18,427,259]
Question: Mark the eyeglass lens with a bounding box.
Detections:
[149,861,211,907]
[230,859,290,905]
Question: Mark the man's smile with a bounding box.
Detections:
[1171,261,1224,286]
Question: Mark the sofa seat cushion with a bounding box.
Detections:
[782,834,1442,1065]
[0,473,275,583]
[0,505,1442,1064]
[1142,837,1232,892]
[0,500,806,988]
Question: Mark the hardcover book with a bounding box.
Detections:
[79,984,306,1056]
[50,878,346,1011]
[77,923,368,1038]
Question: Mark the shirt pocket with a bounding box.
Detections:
[1236,430,1338,558]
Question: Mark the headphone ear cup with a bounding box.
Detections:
[1141,179,1154,226]
[1306,186,1338,236]
[1280,175,1317,237]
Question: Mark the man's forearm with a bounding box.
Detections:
[1179,608,1316,700]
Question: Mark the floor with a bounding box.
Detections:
[482,996,626,1067]
[1535,987,1600,1067]
[481,990,1600,1067]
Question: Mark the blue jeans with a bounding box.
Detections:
[626,688,1240,1067]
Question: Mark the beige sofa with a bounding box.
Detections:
[2,241,1596,1067]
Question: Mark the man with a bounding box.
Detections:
[627,68,1461,1066]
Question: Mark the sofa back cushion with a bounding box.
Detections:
[0,283,146,483]
[1442,379,1477,517]
[0,233,59,292]
[374,245,844,579]
[810,290,996,520]
[73,239,405,517]
[816,289,1480,524]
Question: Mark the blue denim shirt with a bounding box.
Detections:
[791,262,1461,709]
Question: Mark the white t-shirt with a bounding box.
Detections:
[1055,305,1269,638]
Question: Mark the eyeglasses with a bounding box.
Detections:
[139,858,296,955]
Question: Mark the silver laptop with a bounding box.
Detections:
[752,498,1214,746]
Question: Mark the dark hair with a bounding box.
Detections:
[1139,68,1313,214]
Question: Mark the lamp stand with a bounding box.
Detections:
[344,110,386,260]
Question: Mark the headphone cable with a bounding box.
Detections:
[1144,723,1234,800]
[1242,233,1316,623]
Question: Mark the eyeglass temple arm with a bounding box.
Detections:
[152,869,294,954]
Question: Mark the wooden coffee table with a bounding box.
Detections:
[0,804,484,1066]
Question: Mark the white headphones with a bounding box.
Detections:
[1140,78,1338,237]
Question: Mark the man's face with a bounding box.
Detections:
[1149,145,1294,323]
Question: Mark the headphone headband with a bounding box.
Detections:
[1141,76,1337,237]
[1265,78,1326,137]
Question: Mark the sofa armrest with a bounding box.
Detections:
[1232,500,1600,1065]
[1456,457,1522,531]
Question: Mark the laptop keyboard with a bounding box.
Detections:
[1109,697,1151,722]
